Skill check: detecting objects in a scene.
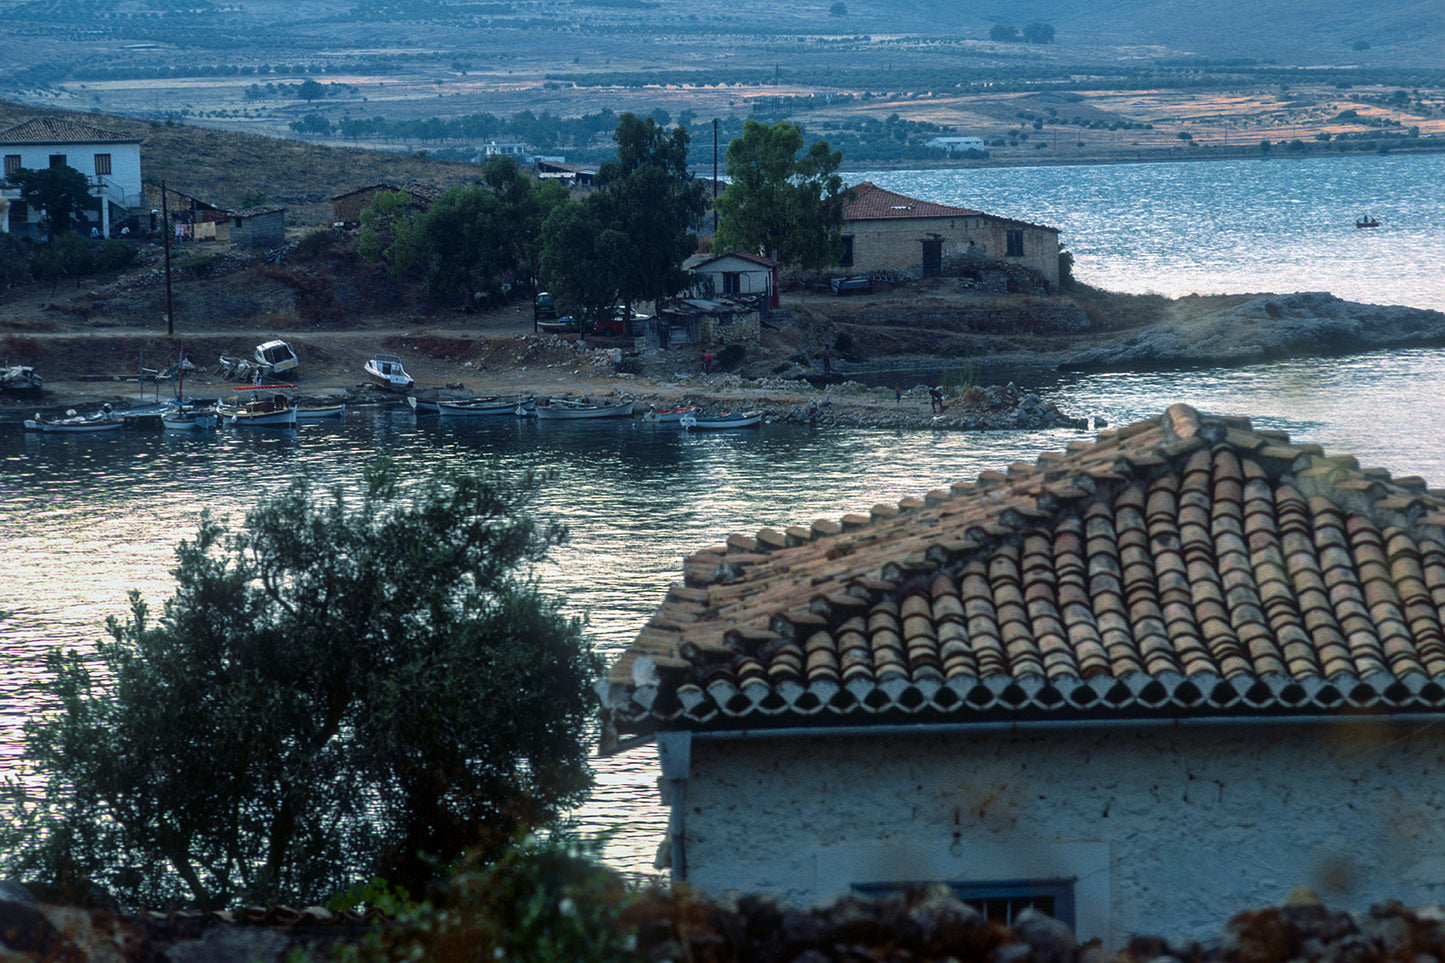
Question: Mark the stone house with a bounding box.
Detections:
[688,251,779,308]
[0,118,143,237]
[600,405,1445,947]
[330,182,443,228]
[651,296,761,349]
[841,182,1060,289]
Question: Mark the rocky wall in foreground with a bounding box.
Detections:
[2,886,1441,963]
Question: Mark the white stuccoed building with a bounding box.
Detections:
[0,118,143,237]
[601,405,1445,947]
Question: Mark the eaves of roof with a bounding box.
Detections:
[0,118,138,146]
[842,181,1058,234]
[600,404,1445,748]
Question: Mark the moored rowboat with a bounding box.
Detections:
[680,410,763,430]
[535,399,634,420]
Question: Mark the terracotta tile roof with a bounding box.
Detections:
[0,118,137,145]
[600,405,1445,745]
[843,181,984,221]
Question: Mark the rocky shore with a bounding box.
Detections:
[1059,292,1445,370]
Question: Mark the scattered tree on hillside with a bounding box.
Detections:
[1022,22,1055,44]
[989,24,1019,42]
[5,163,96,235]
[712,120,848,271]
[0,461,600,910]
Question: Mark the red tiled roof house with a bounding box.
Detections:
[601,405,1445,947]
[841,182,1060,289]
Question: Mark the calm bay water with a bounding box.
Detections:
[859,152,1445,312]
[1,152,1443,882]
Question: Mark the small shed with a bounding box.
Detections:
[688,251,779,309]
[229,207,286,249]
[330,183,443,228]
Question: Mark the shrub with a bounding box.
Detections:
[614,356,643,374]
[716,343,746,369]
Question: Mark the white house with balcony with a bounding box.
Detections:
[0,118,142,237]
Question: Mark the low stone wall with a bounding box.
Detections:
[4,886,1441,962]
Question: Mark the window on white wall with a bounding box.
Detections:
[854,878,1076,929]
[3,155,19,175]
[94,153,112,176]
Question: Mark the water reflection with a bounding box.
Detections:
[6,347,1445,877]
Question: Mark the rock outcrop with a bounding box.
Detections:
[1060,292,1445,370]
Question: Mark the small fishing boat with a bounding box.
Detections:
[535,398,635,420]
[642,404,700,423]
[24,404,125,433]
[365,354,414,393]
[1356,215,1380,229]
[680,410,764,430]
[218,386,298,427]
[161,402,219,431]
[436,396,537,417]
[295,402,346,420]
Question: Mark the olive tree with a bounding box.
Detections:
[712,120,848,271]
[1,461,600,910]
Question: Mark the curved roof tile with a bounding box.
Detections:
[600,405,1445,746]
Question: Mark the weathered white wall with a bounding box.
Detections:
[679,720,1445,947]
[845,215,1059,286]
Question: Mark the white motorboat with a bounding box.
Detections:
[365,354,414,393]
[254,340,299,378]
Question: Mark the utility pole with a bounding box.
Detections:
[161,180,174,337]
[713,118,719,234]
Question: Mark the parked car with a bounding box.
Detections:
[590,307,651,337]
[534,291,557,321]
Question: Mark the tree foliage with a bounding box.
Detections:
[597,113,709,310]
[358,157,566,307]
[5,163,96,235]
[712,120,848,271]
[1,461,600,910]
[537,113,706,320]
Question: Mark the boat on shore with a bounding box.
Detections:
[365,354,414,393]
[680,410,764,430]
[24,404,124,433]
[536,398,634,420]
[437,396,537,417]
[218,387,298,427]
[0,365,44,397]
